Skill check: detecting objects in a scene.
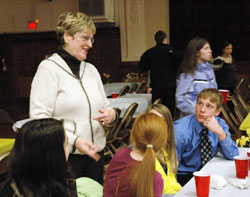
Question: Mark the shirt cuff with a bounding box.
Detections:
[108,109,118,127]
[65,131,78,153]
[219,134,231,147]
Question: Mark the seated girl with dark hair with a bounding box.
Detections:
[0,118,84,196]
[0,118,76,196]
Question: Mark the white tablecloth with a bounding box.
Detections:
[108,93,152,117]
[175,148,250,197]
[104,82,131,97]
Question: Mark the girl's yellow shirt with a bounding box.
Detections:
[155,154,182,194]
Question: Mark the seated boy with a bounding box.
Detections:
[174,88,239,186]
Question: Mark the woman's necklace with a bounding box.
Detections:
[222,55,232,63]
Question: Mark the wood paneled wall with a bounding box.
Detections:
[87,27,121,83]
[0,32,58,103]
[0,27,121,103]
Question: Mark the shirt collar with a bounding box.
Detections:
[193,115,205,135]
[58,47,81,78]
[197,61,211,71]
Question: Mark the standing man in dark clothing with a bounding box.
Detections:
[139,30,182,117]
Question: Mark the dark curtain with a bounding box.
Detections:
[169,0,250,60]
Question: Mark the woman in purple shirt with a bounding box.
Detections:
[176,37,217,117]
[103,113,167,197]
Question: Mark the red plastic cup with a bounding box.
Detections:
[247,151,250,170]
[112,92,118,98]
[234,156,249,178]
[218,89,230,104]
[193,171,210,197]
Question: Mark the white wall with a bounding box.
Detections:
[0,0,169,62]
[144,0,170,48]
[118,0,170,61]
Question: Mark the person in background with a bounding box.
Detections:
[0,119,77,196]
[176,37,217,117]
[212,41,238,94]
[139,30,183,117]
[147,104,182,196]
[174,88,239,186]
[103,113,167,197]
[29,12,116,184]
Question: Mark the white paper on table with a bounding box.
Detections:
[228,177,250,190]
[210,174,227,189]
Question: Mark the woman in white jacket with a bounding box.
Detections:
[29,12,116,185]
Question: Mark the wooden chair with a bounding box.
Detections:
[0,109,14,124]
[118,85,130,97]
[220,104,241,140]
[128,83,139,93]
[246,83,250,92]
[235,77,245,91]
[234,77,250,111]
[108,103,138,153]
[105,108,122,138]
[231,95,248,123]
[135,82,147,93]
[236,89,250,112]
[0,155,10,174]
[104,108,121,171]
[153,98,162,104]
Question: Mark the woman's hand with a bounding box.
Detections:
[147,87,152,94]
[75,137,101,161]
[93,108,116,127]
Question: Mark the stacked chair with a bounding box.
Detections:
[0,109,15,174]
[118,85,130,97]
[104,108,121,171]
[234,78,250,112]
[220,104,241,141]
[104,103,138,171]
[153,98,162,105]
[0,109,14,124]
[135,82,147,93]
[220,78,250,141]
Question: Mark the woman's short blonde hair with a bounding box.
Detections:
[56,12,96,46]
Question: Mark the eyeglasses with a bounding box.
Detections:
[82,36,95,44]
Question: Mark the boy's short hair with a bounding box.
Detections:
[197,88,222,109]
[154,30,167,44]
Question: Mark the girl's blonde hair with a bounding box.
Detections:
[147,104,178,174]
[117,112,167,197]
[56,12,96,46]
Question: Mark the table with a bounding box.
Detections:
[104,82,131,97]
[108,93,152,117]
[175,148,250,197]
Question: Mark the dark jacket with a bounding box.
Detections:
[139,43,183,89]
[213,57,238,92]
